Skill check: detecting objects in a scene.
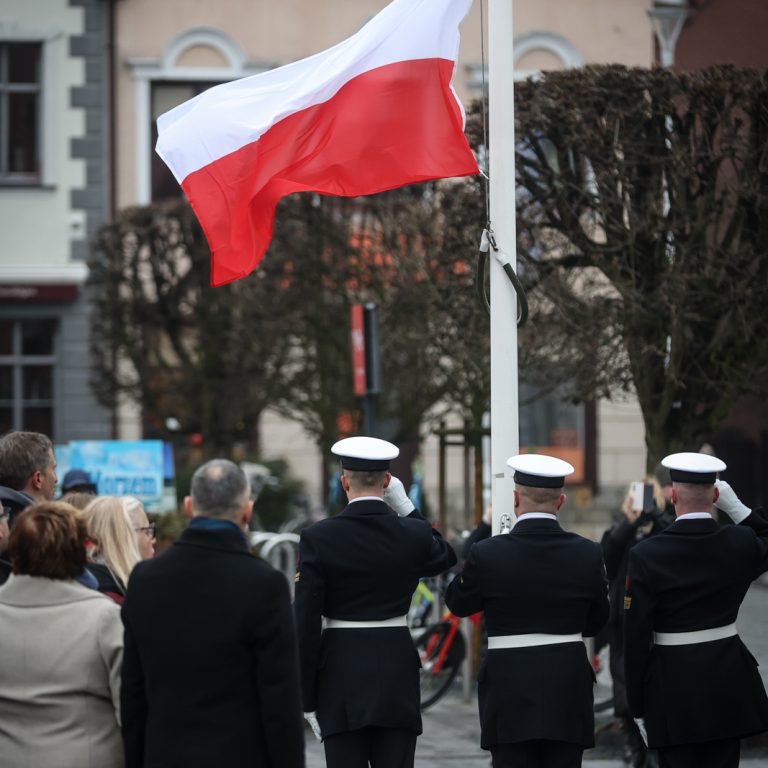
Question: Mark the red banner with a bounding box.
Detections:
[350,304,366,396]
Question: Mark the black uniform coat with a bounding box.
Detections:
[293,498,456,738]
[601,507,672,716]
[445,515,609,750]
[121,522,305,768]
[624,511,768,748]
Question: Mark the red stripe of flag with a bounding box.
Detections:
[181,58,478,286]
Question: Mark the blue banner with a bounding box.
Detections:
[63,440,166,512]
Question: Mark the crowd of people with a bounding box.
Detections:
[1,428,767,768]
[0,431,156,767]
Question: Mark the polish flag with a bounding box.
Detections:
[156,0,479,286]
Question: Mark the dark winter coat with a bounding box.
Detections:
[121,522,305,768]
[624,511,768,748]
[446,515,609,749]
[294,498,456,738]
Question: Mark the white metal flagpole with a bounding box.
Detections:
[488,0,520,535]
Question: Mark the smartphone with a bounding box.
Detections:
[630,481,654,513]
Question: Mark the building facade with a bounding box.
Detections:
[668,0,768,509]
[674,0,768,71]
[0,0,112,442]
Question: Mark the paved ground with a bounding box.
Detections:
[305,582,768,767]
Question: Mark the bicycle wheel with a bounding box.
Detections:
[415,621,465,710]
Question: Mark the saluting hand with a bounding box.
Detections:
[714,480,751,524]
[384,476,415,517]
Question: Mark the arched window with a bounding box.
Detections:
[127,28,270,203]
[466,31,584,95]
[514,31,584,78]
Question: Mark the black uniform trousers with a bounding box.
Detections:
[657,739,739,768]
[490,740,583,768]
[323,726,417,768]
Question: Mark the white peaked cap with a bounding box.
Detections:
[506,453,575,488]
[331,436,399,471]
[661,452,726,484]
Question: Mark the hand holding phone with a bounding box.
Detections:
[630,481,653,513]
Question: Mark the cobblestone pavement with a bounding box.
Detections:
[305,582,768,767]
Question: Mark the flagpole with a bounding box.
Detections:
[488,0,520,535]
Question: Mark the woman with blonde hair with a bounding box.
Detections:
[84,496,141,603]
[122,495,157,560]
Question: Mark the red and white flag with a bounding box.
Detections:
[156,0,479,286]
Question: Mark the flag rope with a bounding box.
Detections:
[479,0,491,229]
[475,1,529,327]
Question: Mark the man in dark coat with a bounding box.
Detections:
[121,459,305,768]
[624,452,768,768]
[294,436,457,768]
[0,431,58,585]
[445,453,609,768]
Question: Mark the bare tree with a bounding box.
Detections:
[267,190,461,458]
[509,65,768,468]
[88,200,290,456]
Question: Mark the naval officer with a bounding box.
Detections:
[624,452,768,768]
[445,453,609,768]
[294,436,457,768]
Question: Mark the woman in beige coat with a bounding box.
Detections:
[0,501,124,768]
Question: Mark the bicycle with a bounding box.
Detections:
[415,609,615,714]
[408,578,438,630]
[415,610,482,709]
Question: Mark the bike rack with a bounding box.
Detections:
[248,532,301,596]
[249,531,275,549]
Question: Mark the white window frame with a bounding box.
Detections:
[466,31,584,94]
[0,317,58,437]
[0,20,63,187]
[127,27,271,204]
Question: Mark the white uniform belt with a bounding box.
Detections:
[488,632,583,650]
[324,615,408,629]
[654,623,737,646]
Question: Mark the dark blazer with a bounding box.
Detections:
[121,522,305,768]
[445,515,609,749]
[293,498,456,738]
[624,511,768,748]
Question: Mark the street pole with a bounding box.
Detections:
[488,0,520,535]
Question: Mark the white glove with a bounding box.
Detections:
[304,711,322,741]
[715,480,751,524]
[384,475,415,517]
[633,717,648,747]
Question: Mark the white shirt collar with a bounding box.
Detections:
[676,512,713,521]
[516,512,558,522]
[348,496,383,505]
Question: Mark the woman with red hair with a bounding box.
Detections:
[0,501,124,767]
